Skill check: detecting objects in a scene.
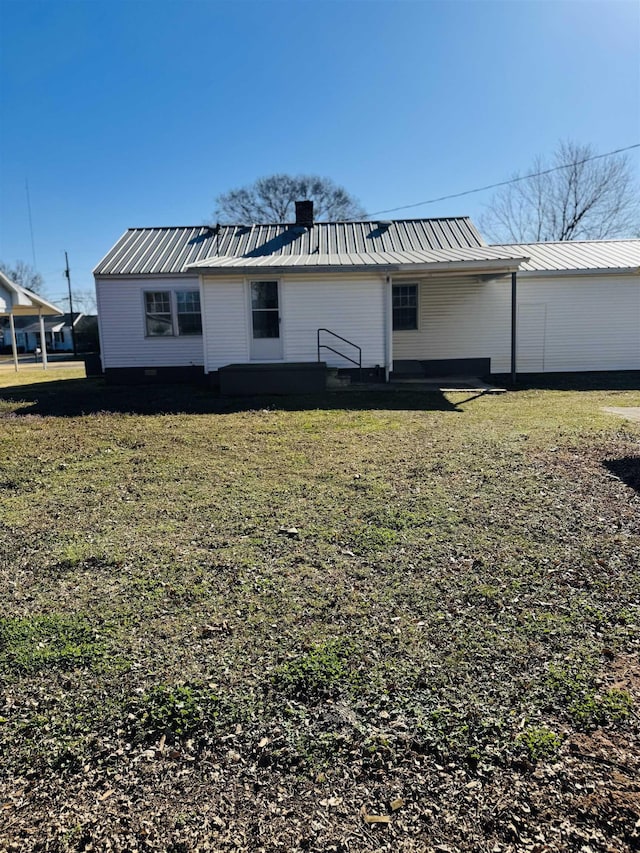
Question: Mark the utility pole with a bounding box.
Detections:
[64,252,78,358]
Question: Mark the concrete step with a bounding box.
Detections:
[327,373,351,388]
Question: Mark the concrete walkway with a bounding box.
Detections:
[602,406,640,423]
[330,376,506,394]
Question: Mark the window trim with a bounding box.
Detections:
[392,283,419,331]
[143,289,202,338]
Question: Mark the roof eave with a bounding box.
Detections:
[518,265,640,277]
[185,257,529,276]
[187,262,402,275]
[394,258,528,275]
[0,272,64,316]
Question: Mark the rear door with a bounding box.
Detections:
[249,280,282,360]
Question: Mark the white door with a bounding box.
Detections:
[518,303,547,372]
[250,280,283,360]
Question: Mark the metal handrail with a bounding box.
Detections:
[317,328,362,381]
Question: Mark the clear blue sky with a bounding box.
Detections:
[1,0,639,305]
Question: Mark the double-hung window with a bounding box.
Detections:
[144,290,202,337]
[392,284,418,331]
[176,291,202,335]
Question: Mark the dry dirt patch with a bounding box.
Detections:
[602,407,640,423]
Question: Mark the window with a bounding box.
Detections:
[250,281,280,339]
[54,331,64,344]
[145,292,173,336]
[176,291,202,335]
[144,290,202,336]
[393,284,418,330]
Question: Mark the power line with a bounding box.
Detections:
[25,178,37,267]
[362,143,640,219]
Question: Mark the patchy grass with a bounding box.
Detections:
[0,613,109,675]
[516,726,563,761]
[1,369,639,851]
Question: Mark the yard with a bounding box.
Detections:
[1,367,639,852]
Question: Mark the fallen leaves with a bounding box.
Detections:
[2,379,640,851]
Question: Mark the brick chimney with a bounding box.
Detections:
[295,200,314,227]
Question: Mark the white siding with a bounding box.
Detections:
[96,277,204,368]
[202,274,385,371]
[201,277,249,370]
[282,275,385,368]
[0,283,11,313]
[517,303,546,372]
[518,274,640,372]
[393,276,511,371]
[392,273,640,373]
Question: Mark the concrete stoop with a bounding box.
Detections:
[390,375,506,394]
[326,368,351,389]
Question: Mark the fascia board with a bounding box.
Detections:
[517,266,640,278]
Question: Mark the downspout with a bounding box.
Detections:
[39,310,48,370]
[9,313,18,372]
[510,271,517,386]
[198,274,208,376]
[385,275,393,382]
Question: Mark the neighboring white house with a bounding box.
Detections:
[6,312,84,353]
[0,270,64,371]
[93,202,640,385]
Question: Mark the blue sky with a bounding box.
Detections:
[1,0,639,305]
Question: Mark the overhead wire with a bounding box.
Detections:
[360,143,640,220]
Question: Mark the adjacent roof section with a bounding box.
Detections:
[491,240,640,272]
[187,245,528,273]
[94,218,486,276]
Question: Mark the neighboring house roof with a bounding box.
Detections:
[490,240,640,273]
[93,218,487,275]
[0,270,64,316]
[9,312,83,334]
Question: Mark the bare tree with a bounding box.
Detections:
[214,174,366,223]
[480,141,640,243]
[0,260,44,293]
[64,288,97,315]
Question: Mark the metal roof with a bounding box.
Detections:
[93,218,486,276]
[490,240,640,272]
[187,245,528,273]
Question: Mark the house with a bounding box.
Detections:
[94,201,640,388]
[5,313,84,353]
[0,269,64,370]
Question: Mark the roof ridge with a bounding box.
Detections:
[126,216,475,231]
[493,238,640,247]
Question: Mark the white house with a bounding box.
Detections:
[0,270,64,371]
[94,202,640,388]
[6,312,84,353]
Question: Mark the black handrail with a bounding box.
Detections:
[317,328,362,381]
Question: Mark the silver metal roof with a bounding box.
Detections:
[187,245,528,273]
[94,218,486,276]
[491,240,640,272]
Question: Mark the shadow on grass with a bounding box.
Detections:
[492,371,640,392]
[603,457,640,495]
[0,378,459,417]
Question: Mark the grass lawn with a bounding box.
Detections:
[1,368,639,851]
